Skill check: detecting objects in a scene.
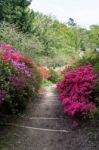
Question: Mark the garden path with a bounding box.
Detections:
[0,85,99,150]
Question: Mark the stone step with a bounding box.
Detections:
[11,116,71,131]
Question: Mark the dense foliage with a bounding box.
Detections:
[1,0,99,66]
[0,0,33,32]
[72,51,99,73]
[0,0,99,120]
[48,69,61,83]
[0,44,42,114]
[1,0,99,67]
[0,22,44,64]
[57,65,97,118]
[72,51,99,117]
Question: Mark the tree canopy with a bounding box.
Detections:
[0,0,99,66]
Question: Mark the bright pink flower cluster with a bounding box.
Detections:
[0,44,36,105]
[57,65,97,118]
[0,44,22,62]
[0,44,43,114]
[0,44,32,77]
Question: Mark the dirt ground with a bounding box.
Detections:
[0,85,99,150]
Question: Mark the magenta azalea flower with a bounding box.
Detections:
[57,65,97,118]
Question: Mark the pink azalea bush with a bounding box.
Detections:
[0,44,42,114]
[57,65,97,118]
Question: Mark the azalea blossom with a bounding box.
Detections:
[57,65,97,118]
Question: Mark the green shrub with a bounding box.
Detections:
[0,22,44,65]
[48,69,62,83]
[72,51,99,73]
[43,80,53,87]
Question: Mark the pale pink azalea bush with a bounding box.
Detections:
[57,65,97,118]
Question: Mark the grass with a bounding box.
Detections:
[43,80,53,87]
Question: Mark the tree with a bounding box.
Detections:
[88,25,99,49]
[0,0,33,32]
[67,18,76,26]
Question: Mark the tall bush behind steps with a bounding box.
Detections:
[38,66,51,80]
[0,44,42,114]
[57,65,97,119]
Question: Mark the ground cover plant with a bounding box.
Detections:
[43,80,53,87]
[0,44,42,114]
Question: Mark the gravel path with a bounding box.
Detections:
[0,85,99,150]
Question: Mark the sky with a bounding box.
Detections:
[30,0,99,28]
